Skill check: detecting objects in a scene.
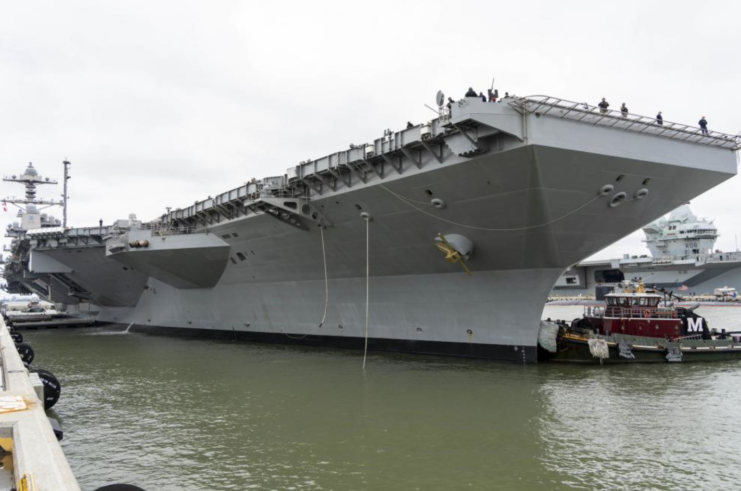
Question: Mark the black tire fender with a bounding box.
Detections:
[16,343,35,364]
[28,368,61,410]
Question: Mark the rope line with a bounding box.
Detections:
[362,218,370,370]
[380,184,603,232]
[385,185,560,205]
[284,224,331,340]
[284,331,309,339]
[319,226,329,327]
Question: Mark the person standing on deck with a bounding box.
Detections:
[656,111,663,125]
[699,116,709,135]
[598,98,610,115]
[620,103,629,117]
[465,87,478,97]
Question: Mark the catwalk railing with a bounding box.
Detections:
[512,96,741,150]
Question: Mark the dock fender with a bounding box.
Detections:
[28,368,61,410]
[16,342,35,364]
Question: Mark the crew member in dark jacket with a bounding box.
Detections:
[598,98,609,115]
[447,97,455,116]
[479,92,486,102]
[620,103,628,117]
[699,116,709,135]
[656,112,663,125]
[465,87,478,97]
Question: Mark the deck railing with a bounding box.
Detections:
[512,96,741,150]
[143,221,199,236]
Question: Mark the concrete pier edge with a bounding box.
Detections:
[0,316,81,490]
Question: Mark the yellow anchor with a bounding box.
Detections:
[435,233,472,275]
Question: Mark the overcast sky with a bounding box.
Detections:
[1,1,740,271]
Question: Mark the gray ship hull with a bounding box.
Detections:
[17,96,739,362]
[100,269,559,362]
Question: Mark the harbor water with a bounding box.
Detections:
[28,305,741,491]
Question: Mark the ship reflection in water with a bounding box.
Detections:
[30,305,741,491]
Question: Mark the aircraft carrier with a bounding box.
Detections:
[553,205,741,297]
[3,94,739,363]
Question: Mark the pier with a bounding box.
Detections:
[0,317,80,490]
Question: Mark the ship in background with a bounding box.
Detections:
[553,205,741,299]
[2,93,739,363]
[2,163,65,300]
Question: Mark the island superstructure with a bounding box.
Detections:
[2,163,64,299]
[3,94,739,363]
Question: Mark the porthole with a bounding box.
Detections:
[599,184,614,196]
[609,192,628,208]
[634,188,649,200]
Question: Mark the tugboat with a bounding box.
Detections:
[539,281,741,363]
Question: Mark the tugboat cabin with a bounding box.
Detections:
[583,283,687,338]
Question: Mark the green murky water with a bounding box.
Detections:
[26,306,741,490]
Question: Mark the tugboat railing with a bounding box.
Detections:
[511,96,741,151]
[587,306,678,319]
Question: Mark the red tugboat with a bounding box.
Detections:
[539,282,741,363]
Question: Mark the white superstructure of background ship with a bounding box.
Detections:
[554,205,741,297]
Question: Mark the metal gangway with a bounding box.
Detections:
[512,96,741,150]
